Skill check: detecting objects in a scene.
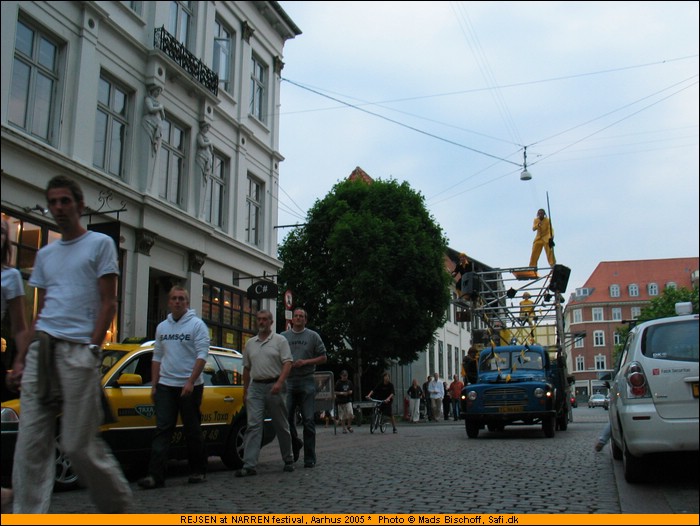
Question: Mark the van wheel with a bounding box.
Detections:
[466,420,479,438]
[622,439,645,483]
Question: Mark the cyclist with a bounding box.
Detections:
[366,372,397,434]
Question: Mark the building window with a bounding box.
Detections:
[666,281,677,290]
[573,309,582,323]
[447,344,453,379]
[250,55,267,123]
[246,176,262,246]
[438,340,444,379]
[213,19,234,94]
[609,284,620,298]
[613,332,622,345]
[595,354,607,370]
[631,306,641,319]
[168,1,193,48]
[9,18,61,143]
[575,355,584,371]
[158,119,186,206]
[628,284,639,297]
[648,283,659,296]
[593,330,605,347]
[122,1,142,15]
[592,308,603,322]
[94,75,129,178]
[203,152,226,227]
[612,307,622,321]
[201,281,257,350]
[574,335,585,348]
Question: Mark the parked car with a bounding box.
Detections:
[606,303,699,483]
[1,340,275,490]
[588,393,607,408]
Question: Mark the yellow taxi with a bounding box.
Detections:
[1,339,275,490]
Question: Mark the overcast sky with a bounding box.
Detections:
[274,1,699,292]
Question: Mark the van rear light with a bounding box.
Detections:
[626,362,648,397]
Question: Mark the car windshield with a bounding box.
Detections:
[642,319,699,362]
[480,350,544,372]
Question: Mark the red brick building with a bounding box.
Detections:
[564,257,698,402]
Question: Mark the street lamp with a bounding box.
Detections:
[520,146,532,181]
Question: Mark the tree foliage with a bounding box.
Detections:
[277,178,451,371]
[613,285,699,363]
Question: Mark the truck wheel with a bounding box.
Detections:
[465,420,479,438]
[557,410,568,431]
[542,416,555,438]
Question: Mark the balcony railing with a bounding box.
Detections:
[154,26,218,96]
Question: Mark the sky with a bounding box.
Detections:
[274,1,699,293]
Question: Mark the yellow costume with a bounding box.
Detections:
[528,209,555,267]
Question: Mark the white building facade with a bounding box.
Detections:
[1,1,300,353]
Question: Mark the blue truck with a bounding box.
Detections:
[455,264,574,438]
[460,344,572,438]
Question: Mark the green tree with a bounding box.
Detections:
[277,177,451,389]
[613,285,699,363]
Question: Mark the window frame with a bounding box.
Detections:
[245,175,263,247]
[93,73,130,178]
[250,54,267,123]
[158,117,187,207]
[9,17,63,144]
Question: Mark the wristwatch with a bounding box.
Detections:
[88,344,101,355]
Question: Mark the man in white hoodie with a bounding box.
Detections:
[137,285,210,489]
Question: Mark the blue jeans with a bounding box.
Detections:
[287,375,317,465]
[148,383,206,483]
[451,398,461,419]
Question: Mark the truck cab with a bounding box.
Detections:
[461,344,570,438]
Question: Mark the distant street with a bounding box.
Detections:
[43,407,698,515]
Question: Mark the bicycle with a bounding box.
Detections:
[366,398,388,434]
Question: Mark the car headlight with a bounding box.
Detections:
[1,407,19,423]
[534,387,545,398]
[467,391,477,401]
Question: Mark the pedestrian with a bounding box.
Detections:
[519,292,536,326]
[528,208,556,268]
[9,175,131,513]
[237,309,294,476]
[427,372,444,421]
[442,381,451,420]
[422,375,433,421]
[463,347,479,385]
[452,252,478,301]
[2,218,29,512]
[367,372,397,433]
[448,374,464,421]
[335,370,354,433]
[406,378,423,423]
[282,307,327,468]
[137,285,210,489]
[595,422,612,452]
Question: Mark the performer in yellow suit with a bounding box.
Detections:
[529,208,555,268]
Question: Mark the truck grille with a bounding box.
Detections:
[483,387,528,407]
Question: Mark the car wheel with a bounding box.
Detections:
[622,438,645,483]
[221,419,245,470]
[54,435,80,492]
[542,416,555,438]
[465,420,479,438]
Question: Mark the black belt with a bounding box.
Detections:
[253,377,279,384]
